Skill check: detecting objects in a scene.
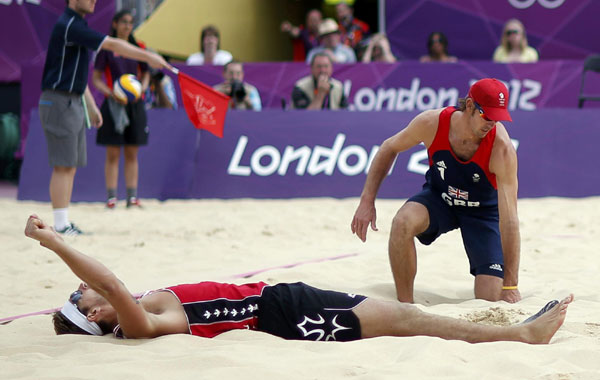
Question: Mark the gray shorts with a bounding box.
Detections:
[39,90,87,167]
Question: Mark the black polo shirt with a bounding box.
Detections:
[41,7,107,95]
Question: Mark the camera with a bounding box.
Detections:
[229,80,247,102]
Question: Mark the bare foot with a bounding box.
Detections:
[522,294,574,344]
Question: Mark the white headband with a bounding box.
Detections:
[60,301,103,336]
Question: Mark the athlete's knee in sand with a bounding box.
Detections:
[474,274,504,302]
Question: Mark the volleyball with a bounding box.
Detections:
[113,74,142,103]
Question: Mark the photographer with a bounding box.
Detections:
[291,52,348,110]
[214,61,262,111]
[146,69,178,110]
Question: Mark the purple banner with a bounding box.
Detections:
[169,61,598,112]
[0,0,115,82]
[18,108,196,202]
[385,0,600,60]
[18,60,599,159]
[18,108,600,201]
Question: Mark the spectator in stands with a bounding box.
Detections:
[493,19,538,63]
[144,68,178,110]
[214,61,261,111]
[292,52,348,110]
[281,9,322,62]
[335,2,369,51]
[420,32,457,63]
[362,34,396,63]
[306,19,356,64]
[186,25,233,66]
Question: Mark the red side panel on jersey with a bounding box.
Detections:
[427,107,454,167]
[427,107,497,189]
[169,281,267,303]
[166,281,268,338]
[471,127,497,189]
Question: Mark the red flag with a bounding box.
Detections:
[177,71,230,138]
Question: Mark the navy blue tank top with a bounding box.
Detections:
[425,107,498,209]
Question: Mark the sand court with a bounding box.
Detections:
[1,197,599,379]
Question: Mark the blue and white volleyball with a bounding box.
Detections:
[113,74,142,103]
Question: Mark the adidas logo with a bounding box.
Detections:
[489,264,503,271]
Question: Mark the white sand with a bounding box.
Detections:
[1,197,599,379]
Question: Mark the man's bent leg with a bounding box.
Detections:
[388,202,429,303]
[354,295,572,344]
[459,212,505,301]
[50,166,77,209]
[474,274,503,301]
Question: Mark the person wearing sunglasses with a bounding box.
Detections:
[493,19,539,63]
[419,32,457,63]
[24,213,572,343]
[352,78,522,305]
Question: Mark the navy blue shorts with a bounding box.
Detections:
[407,186,504,278]
[257,282,367,341]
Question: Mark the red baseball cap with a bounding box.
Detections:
[467,78,512,122]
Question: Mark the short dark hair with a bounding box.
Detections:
[109,9,139,47]
[223,59,241,72]
[457,97,477,116]
[427,32,449,55]
[52,312,89,335]
[52,309,112,336]
[200,25,220,53]
[310,52,333,67]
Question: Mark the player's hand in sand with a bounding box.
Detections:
[351,200,378,242]
[24,214,63,247]
[501,288,521,303]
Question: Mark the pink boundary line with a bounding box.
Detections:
[0,252,359,324]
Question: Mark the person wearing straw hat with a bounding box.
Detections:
[305,18,356,64]
[24,213,571,344]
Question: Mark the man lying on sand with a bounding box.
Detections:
[25,214,573,344]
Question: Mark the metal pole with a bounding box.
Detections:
[378,0,386,34]
[136,0,146,26]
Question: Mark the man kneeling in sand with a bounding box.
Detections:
[25,215,572,344]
